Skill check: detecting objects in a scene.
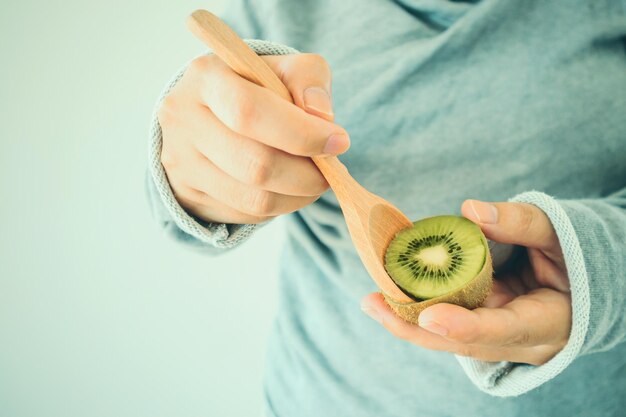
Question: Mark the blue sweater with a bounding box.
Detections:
[147,0,626,415]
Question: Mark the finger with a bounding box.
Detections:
[462,200,559,251]
[195,56,350,157]
[500,271,529,296]
[170,150,319,217]
[417,288,571,348]
[527,248,570,292]
[481,279,517,308]
[360,293,459,352]
[173,186,273,224]
[451,342,558,366]
[189,104,328,197]
[263,54,335,121]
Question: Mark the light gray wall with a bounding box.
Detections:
[0,1,283,416]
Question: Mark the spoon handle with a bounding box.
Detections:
[186,9,364,198]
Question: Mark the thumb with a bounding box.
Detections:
[263,54,335,121]
[461,200,559,251]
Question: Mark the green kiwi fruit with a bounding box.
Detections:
[383,215,493,324]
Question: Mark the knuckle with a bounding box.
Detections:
[183,188,206,206]
[455,345,478,358]
[157,94,178,126]
[307,163,330,194]
[502,308,535,347]
[172,186,199,206]
[283,53,332,92]
[227,88,257,133]
[527,357,548,366]
[188,55,226,93]
[385,326,407,341]
[245,189,275,216]
[510,329,531,346]
[452,330,479,345]
[160,147,177,171]
[528,346,556,365]
[383,321,413,342]
[297,128,321,156]
[517,205,536,235]
[244,214,276,225]
[188,55,213,75]
[242,150,274,187]
[176,190,194,206]
[302,53,330,72]
[316,179,330,194]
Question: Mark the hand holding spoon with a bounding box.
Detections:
[187,10,415,303]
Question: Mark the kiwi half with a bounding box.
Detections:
[383,215,493,324]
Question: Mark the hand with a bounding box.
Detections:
[157,53,349,224]
[361,200,572,366]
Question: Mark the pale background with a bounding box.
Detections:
[0,1,284,416]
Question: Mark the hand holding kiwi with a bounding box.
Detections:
[361,200,573,366]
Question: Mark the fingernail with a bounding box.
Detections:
[303,86,333,118]
[418,320,448,336]
[469,200,499,224]
[361,305,383,324]
[323,133,350,155]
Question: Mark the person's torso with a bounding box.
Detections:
[232,1,626,416]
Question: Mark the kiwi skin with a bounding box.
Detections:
[382,231,493,325]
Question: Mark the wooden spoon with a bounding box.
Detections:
[187,10,414,303]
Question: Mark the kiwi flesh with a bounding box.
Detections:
[383,215,493,324]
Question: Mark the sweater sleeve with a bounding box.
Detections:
[456,188,626,396]
[146,39,299,252]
